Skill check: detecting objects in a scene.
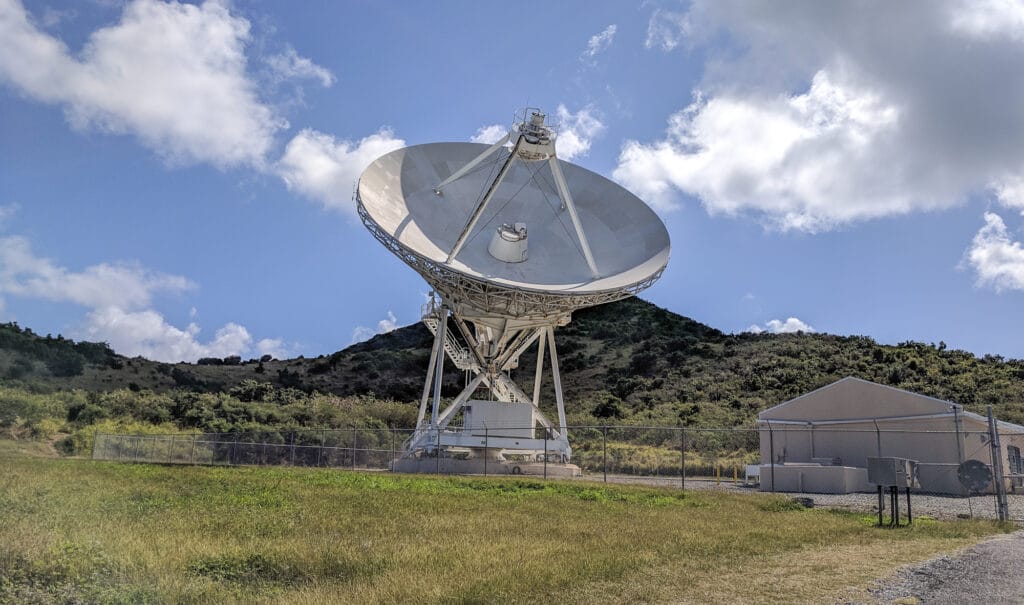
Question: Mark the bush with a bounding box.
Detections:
[30,416,64,440]
[46,351,84,377]
[0,387,71,428]
[59,417,191,456]
[592,393,625,419]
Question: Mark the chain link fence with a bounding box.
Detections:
[93,423,1023,521]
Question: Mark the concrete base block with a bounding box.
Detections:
[391,457,582,477]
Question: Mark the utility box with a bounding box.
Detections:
[867,457,920,488]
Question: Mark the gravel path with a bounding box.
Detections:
[847,530,1024,604]
[583,473,1023,521]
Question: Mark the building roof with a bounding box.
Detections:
[757,376,1024,432]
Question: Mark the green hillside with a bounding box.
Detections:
[2,297,1024,437]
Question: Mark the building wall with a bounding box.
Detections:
[759,414,1024,494]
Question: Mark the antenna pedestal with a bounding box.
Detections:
[395,294,579,476]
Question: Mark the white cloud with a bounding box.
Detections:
[277,127,406,212]
[351,310,399,344]
[265,45,335,88]
[0,0,287,168]
[747,317,816,334]
[645,9,690,51]
[83,306,253,362]
[620,1,1024,230]
[581,24,616,61]
[0,233,285,362]
[470,124,508,145]
[991,175,1024,213]
[256,337,287,359]
[949,0,1024,40]
[554,104,604,161]
[616,72,903,225]
[964,212,1024,292]
[0,235,193,309]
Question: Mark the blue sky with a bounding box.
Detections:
[3,0,1024,362]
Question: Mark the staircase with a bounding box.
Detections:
[421,315,475,371]
[421,304,524,403]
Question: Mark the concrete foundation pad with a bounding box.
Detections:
[391,457,582,478]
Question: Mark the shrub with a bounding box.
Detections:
[59,417,191,456]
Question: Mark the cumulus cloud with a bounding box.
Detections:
[581,24,616,61]
[351,311,399,344]
[0,233,283,362]
[265,45,335,88]
[470,124,508,145]
[0,0,287,168]
[256,337,288,359]
[277,128,406,212]
[619,0,1024,230]
[0,235,193,308]
[746,317,816,334]
[963,212,1024,292]
[554,104,604,161]
[83,308,253,361]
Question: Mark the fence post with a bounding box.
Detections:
[680,428,686,491]
[231,434,238,466]
[544,430,548,480]
[987,405,1009,522]
[602,425,608,483]
[318,429,325,467]
[436,429,441,475]
[290,431,296,466]
[391,429,396,467]
[484,427,488,477]
[352,428,358,470]
[167,435,174,463]
[91,430,100,460]
[190,434,196,465]
[767,421,775,493]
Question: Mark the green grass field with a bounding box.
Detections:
[0,442,1009,604]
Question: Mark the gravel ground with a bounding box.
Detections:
[582,473,1024,521]
[843,530,1024,604]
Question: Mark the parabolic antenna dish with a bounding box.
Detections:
[357,142,670,317]
[358,109,670,473]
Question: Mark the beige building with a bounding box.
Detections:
[757,377,1024,494]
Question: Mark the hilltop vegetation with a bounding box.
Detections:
[2,297,1024,452]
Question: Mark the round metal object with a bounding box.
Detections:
[957,459,993,492]
[356,142,670,317]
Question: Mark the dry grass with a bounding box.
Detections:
[0,442,1008,604]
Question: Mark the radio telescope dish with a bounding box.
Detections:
[357,109,670,475]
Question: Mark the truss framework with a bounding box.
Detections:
[404,296,573,459]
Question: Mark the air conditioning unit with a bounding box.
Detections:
[867,457,920,488]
